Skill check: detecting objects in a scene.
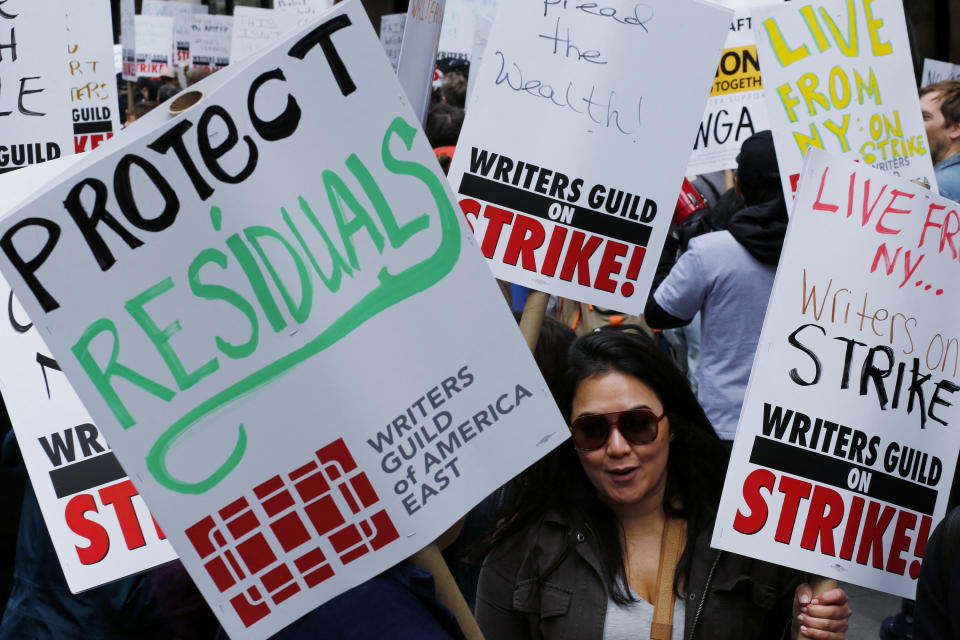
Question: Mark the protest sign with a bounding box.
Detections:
[190,14,232,72]
[276,0,336,29]
[713,149,960,598]
[0,1,72,174]
[921,58,960,88]
[446,0,732,313]
[232,7,299,64]
[437,0,497,62]
[687,0,779,175]
[135,16,175,77]
[397,0,446,123]
[120,0,136,81]
[143,0,210,67]
[379,13,406,72]
[465,15,492,105]
[66,0,122,156]
[753,0,937,199]
[0,1,568,636]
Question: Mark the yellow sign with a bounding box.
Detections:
[711,45,763,96]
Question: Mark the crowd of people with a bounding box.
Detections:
[0,43,958,640]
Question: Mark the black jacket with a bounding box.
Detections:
[914,507,960,640]
[476,509,805,640]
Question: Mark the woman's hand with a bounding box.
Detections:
[789,584,851,640]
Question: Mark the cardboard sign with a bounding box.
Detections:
[276,0,336,29]
[232,7,299,64]
[121,0,136,81]
[142,0,209,67]
[687,0,779,175]
[379,13,406,72]
[921,58,960,88]
[446,0,731,313]
[0,2,568,637]
[66,0,122,156]
[713,149,960,599]
[135,16,175,77]
[0,1,72,174]
[754,0,937,199]
[397,0,446,123]
[190,14,232,72]
[437,0,497,62]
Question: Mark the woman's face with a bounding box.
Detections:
[570,371,670,511]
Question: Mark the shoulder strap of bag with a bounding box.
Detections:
[651,518,685,640]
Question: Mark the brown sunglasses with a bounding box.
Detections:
[569,407,666,451]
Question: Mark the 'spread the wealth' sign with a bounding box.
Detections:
[447,0,731,313]
[713,149,960,598]
[754,0,936,199]
[0,1,72,174]
[687,0,779,175]
[0,2,568,637]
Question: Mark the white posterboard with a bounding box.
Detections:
[465,14,492,105]
[66,0,122,155]
[379,13,406,72]
[0,1,72,174]
[437,0,497,62]
[687,0,779,175]
[232,7,298,64]
[397,0,446,123]
[921,58,960,88]
[754,0,937,199]
[190,14,232,71]
[446,0,732,314]
[120,0,136,81]
[276,0,336,29]
[135,15,175,77]
[713,149,960,599]
[0,159,176,594]
[142,0,209,67]
[0,1,568,637]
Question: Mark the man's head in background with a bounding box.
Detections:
[735,130,782,206]
[920,80,960,165]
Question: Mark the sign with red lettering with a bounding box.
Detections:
[66,0,120,156]
[0,2,568,637]
[753,0,936,199]
[142,0,209,67]
[713,149,960,598]
[446,0,732,312]
[135,15,175,77]
[0,198,176,592]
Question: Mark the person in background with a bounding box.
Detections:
[644,130,786,443]
[476,330,851,639]
[185,66,212,87]
[919,80,960,202]
[124,101,156,128]
[439,72,467,109]
[156,66,182,104]
[914,506,960,640]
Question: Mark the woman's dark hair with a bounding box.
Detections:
[482,329,727,602]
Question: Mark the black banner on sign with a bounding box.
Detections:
[73,121,114,135]
[458,173,653,247]
[49,452,126,498]
[749,436,937,515]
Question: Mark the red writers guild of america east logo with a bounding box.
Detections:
[185,438,400,627]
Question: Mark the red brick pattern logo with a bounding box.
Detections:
[184,438,400,627]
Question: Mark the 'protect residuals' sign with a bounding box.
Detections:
[0,1,72,174]
[0,1,568,638]
[754,0,936,199]
[687,0,780,175]
[447,0,731,314]
[713,149,960,599]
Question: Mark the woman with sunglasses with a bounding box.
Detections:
[476,330,851,640]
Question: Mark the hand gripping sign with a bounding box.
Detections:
[713,149,960,599]
[0,1,568,637]
[447,0,732,313]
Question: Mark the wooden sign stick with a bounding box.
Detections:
[798,576,838,640]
